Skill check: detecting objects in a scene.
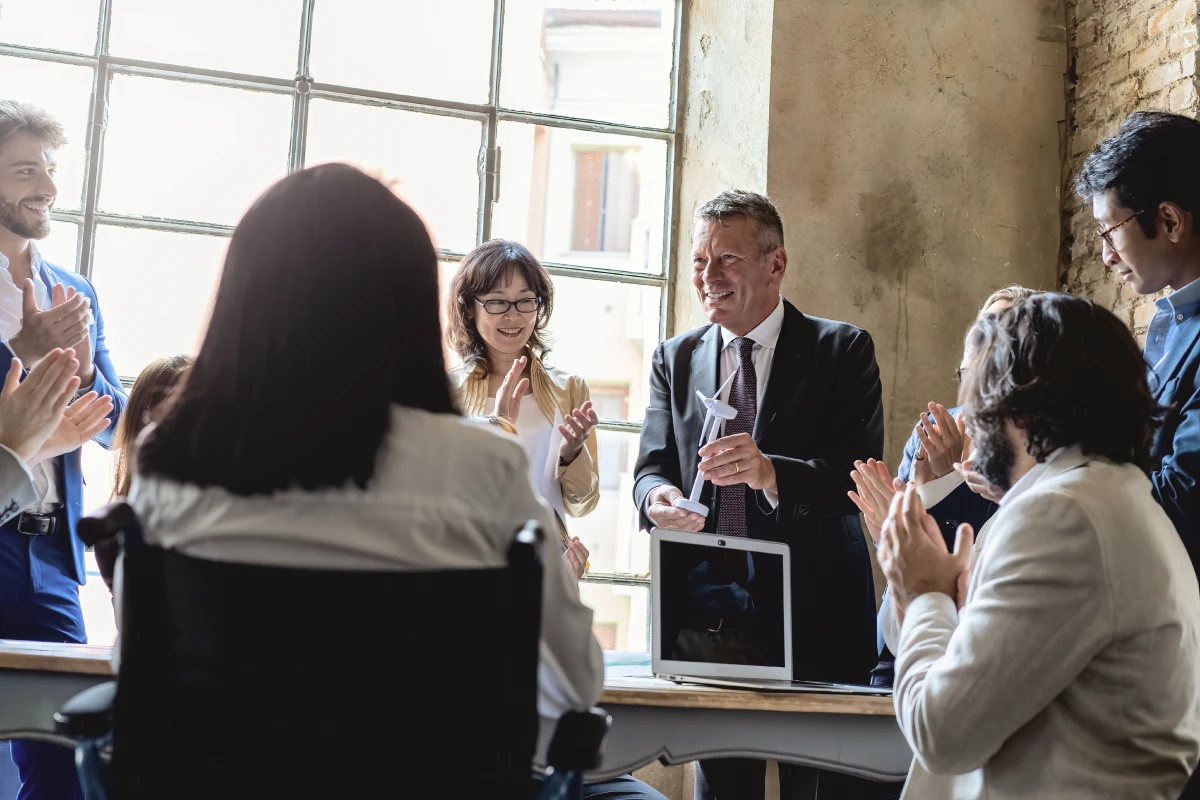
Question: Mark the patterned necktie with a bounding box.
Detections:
[716,337,757,537]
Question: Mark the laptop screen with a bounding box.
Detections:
[657,538,787,668]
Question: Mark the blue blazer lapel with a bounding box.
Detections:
[1153,321,1200,401]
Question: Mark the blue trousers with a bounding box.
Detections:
[0,526,85,800]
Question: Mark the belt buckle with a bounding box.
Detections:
[17,512,57,537]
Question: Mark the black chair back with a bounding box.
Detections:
[108,510,544,799]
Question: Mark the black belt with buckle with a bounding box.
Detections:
[16,509,62,537]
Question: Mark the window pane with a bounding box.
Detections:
[100,75,291,225]
[108,0,302,77]
[501,0,675,129]
[91,226,225,377]
[0,0,100,55]
[567,429,649,577]
[581,582,649,652]
[544,275,659,422]
[305,100,482,253]
[309,0,493,103]
[493,122,666,274]
[0,57,93,211]
[36,220,78,270]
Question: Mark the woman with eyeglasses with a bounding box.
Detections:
[447,240,599,581]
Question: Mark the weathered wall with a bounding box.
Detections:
[670,0,775,336]
[764,0,1066,466]
[1062,0,1199,337]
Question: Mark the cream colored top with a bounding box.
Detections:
[124,406,604,719]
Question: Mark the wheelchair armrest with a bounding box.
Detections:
[546,707,611,772]
[54,680,117,739]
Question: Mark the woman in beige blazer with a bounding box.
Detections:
[447,239,600,579]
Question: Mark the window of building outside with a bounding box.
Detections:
[1,0,680,654]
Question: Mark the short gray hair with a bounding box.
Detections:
[0,100,67,152]
[694,190,785,254]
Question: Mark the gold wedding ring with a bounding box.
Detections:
[733,461,740,474]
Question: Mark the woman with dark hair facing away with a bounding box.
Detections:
[124,165,603,789]
[446,240,599,580]
[92,354,193,592]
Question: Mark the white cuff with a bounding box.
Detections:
[916,470,966,509]
[761,489,779,509]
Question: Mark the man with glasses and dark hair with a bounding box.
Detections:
[1075,110,1200,575]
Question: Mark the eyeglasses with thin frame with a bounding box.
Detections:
[1096,209,1144,250]
[474,297,542,315]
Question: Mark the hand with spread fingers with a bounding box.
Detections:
[0,348,81,463]
[877,484,974,623]
[31,391,114,465]
[912,403,965,483]
[493,356,530,428]
[10,281,94,382]
[558,400,598,465]
[848,458,905,545]
[697,432,777,495]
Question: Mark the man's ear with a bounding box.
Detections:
[771,246,788,281]
[1160,201,1191,243]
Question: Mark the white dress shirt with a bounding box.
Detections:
[0,245,60,511]
[124,405,604,719]
[717,296,785,508]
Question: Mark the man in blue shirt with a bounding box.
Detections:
[0,100,125,799]
[1075,111,1200,575]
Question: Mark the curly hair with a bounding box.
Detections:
[961,292,1163,469]
[445,239,554,375]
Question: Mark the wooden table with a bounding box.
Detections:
[0,642,913,783]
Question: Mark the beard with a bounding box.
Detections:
[0,195,52,240]
[971,418,1018,492]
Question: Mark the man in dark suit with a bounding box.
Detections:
[634,190,892,799]
[1075,111,1200,571]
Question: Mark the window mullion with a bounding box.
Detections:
[287,0,317,174]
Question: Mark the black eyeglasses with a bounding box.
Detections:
[474,297,542,315]
[1096,209,1144,249]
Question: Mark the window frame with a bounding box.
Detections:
[1,0,682,600]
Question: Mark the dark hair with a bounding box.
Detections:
[0,100,68,152]
[138,163,456,495]
[112,354,194,499]
[961,292,1163,469]
[445,239,554,375]
[1074,110,1200,238]
[694,190,785,254]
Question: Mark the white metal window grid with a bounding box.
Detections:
[2,0,682,595]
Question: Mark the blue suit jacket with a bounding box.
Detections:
[0,256,126,585]
[1150,320,1200,576]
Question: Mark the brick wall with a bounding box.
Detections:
[1062,0,1200,337]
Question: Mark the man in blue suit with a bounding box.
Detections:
[0,100,125,799]
[1076,111,1200,573]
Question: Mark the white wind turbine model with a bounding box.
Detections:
[673,372,739,517]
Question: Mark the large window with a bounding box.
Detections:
[2,0,681,651]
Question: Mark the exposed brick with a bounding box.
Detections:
[1149,0,1198,37]
[1130,41,1168,73]
[1090,279,1120,310]
[1075,43,1110,77]
[1170,28,1199,53]
[1134,298,1160,328]
[1184,49,1198,76]
[1143,60,1184,94]
[1170,78,1198,111]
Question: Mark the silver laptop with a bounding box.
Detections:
[651,528,891,695]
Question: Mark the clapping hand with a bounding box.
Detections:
[10,282,94,382]
[877,485,974,620]
[494,356,529,427]
[954,429,1006,503]
[0,349,81,463]
[558,401,598,465]
[563,536,590,580]
[912,404,965,484]
[848,459,904,545]
[31,391,114,465]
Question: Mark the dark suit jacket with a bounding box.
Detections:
[1150,319,1200,576]
[633,299,885,683]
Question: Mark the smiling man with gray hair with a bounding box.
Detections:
[633,190,891,799]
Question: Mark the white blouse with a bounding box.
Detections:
[123,405,603,718]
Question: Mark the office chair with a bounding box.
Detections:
[49,502,609,799]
